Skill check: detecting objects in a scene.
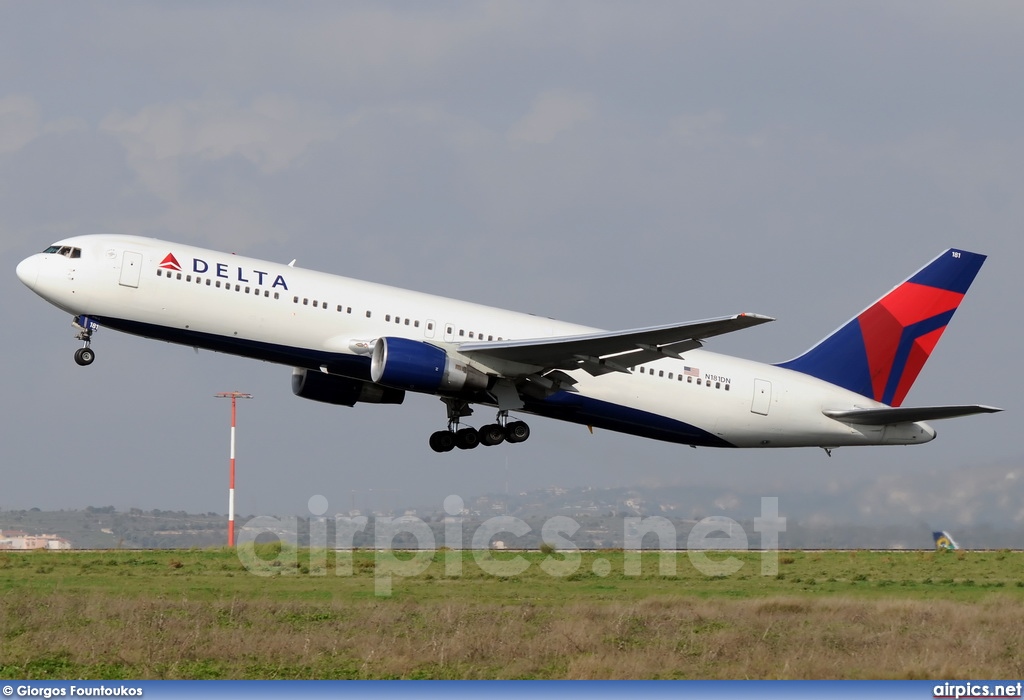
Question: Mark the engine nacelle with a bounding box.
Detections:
[291,367,405,406]
[370,337,489,394]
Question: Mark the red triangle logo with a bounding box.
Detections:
[159,253,182,271]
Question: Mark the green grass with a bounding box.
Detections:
[0,548,1022,679]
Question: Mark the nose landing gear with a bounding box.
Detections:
[72,315,98,366]
[74,347,95,366]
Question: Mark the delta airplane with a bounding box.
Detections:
[16,236,1000,453]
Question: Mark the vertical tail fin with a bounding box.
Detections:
[778,249,986,406]
[933,531,959,550]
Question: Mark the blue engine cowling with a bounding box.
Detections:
[370,337,489,394]
[291,367,405,406]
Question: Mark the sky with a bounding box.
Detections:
[1,2,1021,528]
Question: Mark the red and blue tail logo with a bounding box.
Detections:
[778,249,986,406]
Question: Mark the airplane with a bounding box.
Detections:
[933,531,960,551]
[16,237,1000,453]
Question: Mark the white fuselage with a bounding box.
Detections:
[16,234,936,449]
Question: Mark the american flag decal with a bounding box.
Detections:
[684,366,700,377]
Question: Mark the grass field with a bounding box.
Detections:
[1,547,1022,679]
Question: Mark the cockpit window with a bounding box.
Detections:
[42,245,81,258]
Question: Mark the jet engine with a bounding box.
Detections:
[291,367,405,406]
[370,337,489,393]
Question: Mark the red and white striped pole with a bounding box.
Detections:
[215,391,252,547]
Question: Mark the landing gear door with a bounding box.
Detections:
[119,251,143,288]
[751,379,772,416]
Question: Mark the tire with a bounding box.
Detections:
[429,431,456,453]
[505,421,530,444]
[455,427,480,450]
[479,423,505,446]
[74,347,95,366]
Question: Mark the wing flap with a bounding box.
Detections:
[824,405,1002,425]
[458,313,773,374]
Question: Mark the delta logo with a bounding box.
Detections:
[158,253,182,272]
[159,252,289,290]
[157,251,290,290]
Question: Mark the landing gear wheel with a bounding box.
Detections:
[478,423,506,446]
[74,347,95,366]
[505,420,530,444]
[429,430,456,453]
[455,427,480,450]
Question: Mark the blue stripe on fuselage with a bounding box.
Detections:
[96,316,373,379]
[96,316,735,447]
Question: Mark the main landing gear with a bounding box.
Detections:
[428,399,531,453]
[72,315,97,366]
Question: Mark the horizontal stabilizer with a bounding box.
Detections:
[824,404,1002,425]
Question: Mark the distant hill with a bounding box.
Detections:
[4,460,1023,551]
[0,507,228,549]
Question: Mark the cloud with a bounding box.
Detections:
[507,90,596,144]
[101,95,339,176]
[0,95,40,154]
[95,96,341,247]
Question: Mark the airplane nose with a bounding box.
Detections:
[16,255,39,290]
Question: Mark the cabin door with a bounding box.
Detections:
[119,251,143,288]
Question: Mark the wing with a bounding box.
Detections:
[824,405,1002,425]
[458,313,774,377]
